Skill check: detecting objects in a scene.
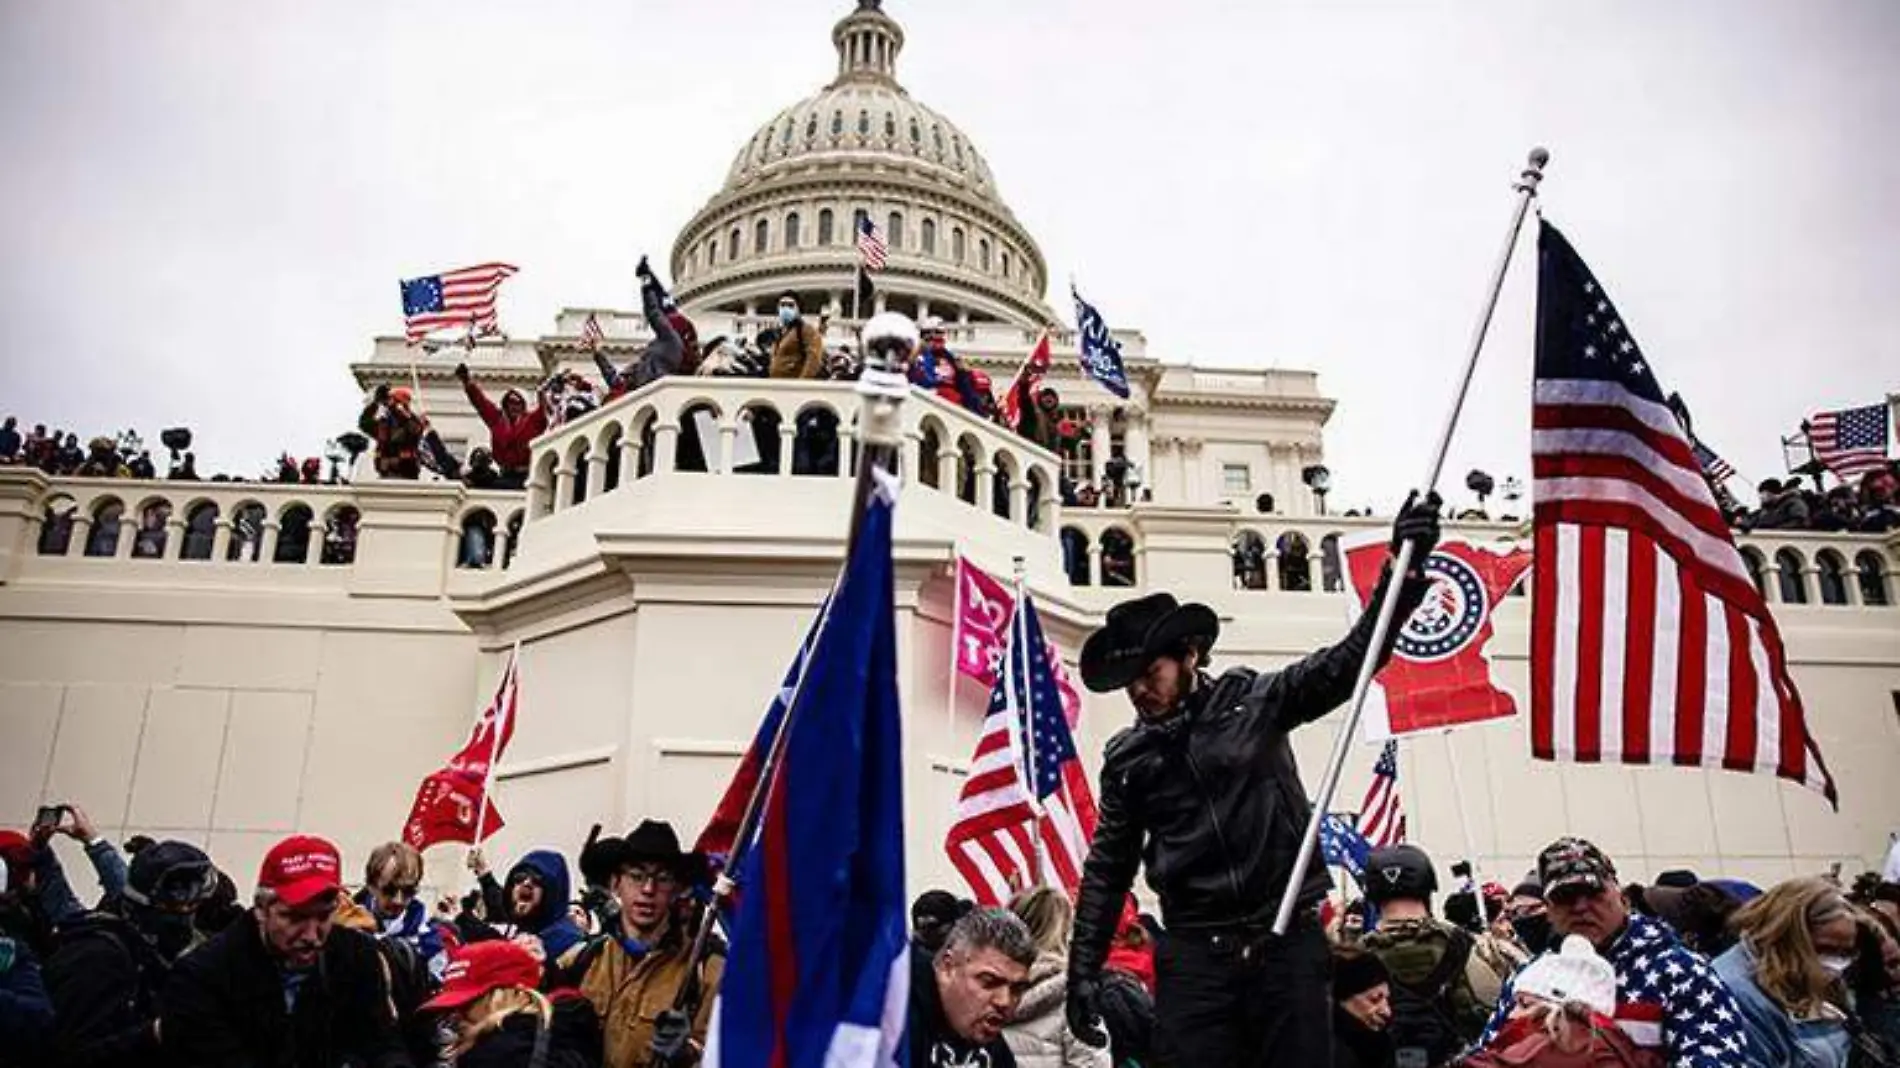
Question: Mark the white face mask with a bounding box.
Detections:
[1819,954,1854,978]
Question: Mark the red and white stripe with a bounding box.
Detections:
[945,705,1096,907]
[579,312,604,353]
[1355,751,1405,849]
[1531,379,1836,802]
[1808,406,1889,480]
[857,220,888,271]
[406,262,518,342]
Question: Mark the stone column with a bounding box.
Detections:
[210,519,232,562]
[1088,543,1103,587]
[1799,563,1821,606]
[654,424,680,472]
[1090,408,1111,488]
[554,464,577,512]
[261,521,281,563]
[937,448,958,491]
[1009,480,1029,525]
[1182,439,1205,505]
[779,424,797,476]
[1125,411,1151,497]
[0,468,49,578]
[619,436,642,481]
[976,464,996,512]
[717,424,739,475]
[586,454,610,499]
[70,516,94,558]
[114,516,137,560]
[493,524,512,571]
[163,516,187,561]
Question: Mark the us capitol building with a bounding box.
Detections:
[2,0,1896,899]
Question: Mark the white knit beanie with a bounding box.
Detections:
[1514,935,1618,1017]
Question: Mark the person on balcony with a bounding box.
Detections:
[768,292,826,379]
[599,258,695,396]
[455,362,545,490]
[359,385,427,480]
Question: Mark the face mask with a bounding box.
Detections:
[777,307,797,326]
[1820,954,1855,978]
[143,910,199,958]
[1512,914,1553,953]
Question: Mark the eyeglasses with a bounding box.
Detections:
[617,869,678,890]
[377,882,421,901]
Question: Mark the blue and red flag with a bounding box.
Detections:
[704,476,908,1067]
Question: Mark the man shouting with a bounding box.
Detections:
[1066,494,1441,1067]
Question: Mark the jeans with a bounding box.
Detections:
[1153,914,1333,1067]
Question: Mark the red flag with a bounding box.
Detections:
[1343,535,1532,739]
[402,649,519,850]
[1000,333,1052,429]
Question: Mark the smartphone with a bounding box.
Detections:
[32,804,69,834]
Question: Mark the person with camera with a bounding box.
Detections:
[454,363,545,491]
[1064,494,1442,1067]
[22,804,128,930]
[574,820,723,1068]
[44,840,217,1067]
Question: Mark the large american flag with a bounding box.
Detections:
[946,591,1098,905]
[856,216,888,271]
[1529,221,1836,805]
[400,263,518,343]
[1807,403,1890,481]
[1355,740,1406,848]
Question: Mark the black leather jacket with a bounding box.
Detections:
[1070,568,1430,985]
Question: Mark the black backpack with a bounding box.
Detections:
[1385,927,1473,1068]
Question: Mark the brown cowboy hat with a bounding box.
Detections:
[1080,593,1220,693]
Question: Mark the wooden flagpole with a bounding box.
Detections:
[1274,147,1549,936]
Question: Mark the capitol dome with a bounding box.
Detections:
[669,0,1052,330]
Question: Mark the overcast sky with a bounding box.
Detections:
[2,0,1894,510]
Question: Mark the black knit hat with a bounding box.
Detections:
[1333,948,1391,1000]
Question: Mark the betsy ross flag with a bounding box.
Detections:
[1529,221,1835,804]
[946,592,1098,905]
[704,475,908,1067]
[400,263,517,343]
[1072,285,1130,399]
[1355,740,1406,848]
[579,312,605,354]
[1806,404,1890,481]
[402,648,519,849]
[1000,333,1053,429]
[857,216,888,271]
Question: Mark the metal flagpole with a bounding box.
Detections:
[468,641,518,887]
[1274,147,1549,936]
[1440,727,1487,915]
[1011,555,1046,887]
[672,312,917,1013]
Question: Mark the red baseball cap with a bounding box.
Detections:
[420,940,543,1013]
[257,834,343,908]
[0,831,34,877]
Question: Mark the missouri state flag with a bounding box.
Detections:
[704,472,908,1067]
[1341,534,1533,740]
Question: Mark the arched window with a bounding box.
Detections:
[734,406,780,475]
[831,110,843,136]
[677,403,719,473]
[952,227,966,264]
[921,218,937,256]
[1856,551,1891,606]
[1320,534,1345,593]
[1232,532,1268,590]
[781,119,793,147]
[909,117,920,144]
[459,509,497,570]
[570,441,593,506]
[991,464,1012,520]
[857,109,870,135]
[785,211,801,249]
[1101,529,1137,588]
[132,501,170,559]
[853,208,869,240]
[706,237,716,266]
[86,499,123,558]
[1277,533,1312,592]
[182,502,220,560]
[1026,468,1048,530]
[952,137,964,166]
[1773,548,1807,604]
[37,501,75,556]
[933,124,944,156]
[598,426,624,493]
[883,112,896,139]
[1815,551,1848,606]
[793,407,840,476]
[636,417,657,479]
[274,505,314,564]
[804,114,817,141]
[1001,251,1011,280]
[978,238,992,272]
[956,438,980,505]
[1740,547,1768,598]
[818,209,835,246]
[887,212,904,250]
[227,503,266,561]
[754,218,769,255]
[728,228,740,262]
[502,512,523,570]
[1061,528,1091,586]
[918,424,943,490]
[320,506,360,565]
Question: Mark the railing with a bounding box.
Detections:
[523,376,1064,534]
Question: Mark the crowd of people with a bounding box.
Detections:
[1735,467,1900,535]
[3,800,1895,1068]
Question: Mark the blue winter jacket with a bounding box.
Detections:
[506,850,585,962]
[1712,942,1851,1068]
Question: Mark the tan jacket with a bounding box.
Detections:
[769,319,825,379]
[578,935,724,1068]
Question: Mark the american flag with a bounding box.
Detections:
[1691,441,1735,485]
[946,592,1098,905]
[400,263,517,343]
[579,312,605,353]
[856,216,888,271]
[1354,740,1405,848]
[1529,221,1835,804]
[1807,403,1890,481]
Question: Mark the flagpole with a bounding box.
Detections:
[468,641,518,883]
[1439,727,1487,919]
[1273,146,1549,936]
[1011,555,1046,888]
[673,312,917,1013]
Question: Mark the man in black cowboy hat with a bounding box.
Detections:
[1065,494,1442,1068]
[574,820,721,1068]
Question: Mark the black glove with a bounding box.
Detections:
[1065,977,1109,1050]
[453,362,470,382]
[635,255,653,280]
[649,1008,691,1063]
[1389,490,1443,574]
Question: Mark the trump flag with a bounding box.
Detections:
[1342,534,1532,741]
[953,557,1083,728]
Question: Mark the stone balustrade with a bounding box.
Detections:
[521,375,1064,534]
